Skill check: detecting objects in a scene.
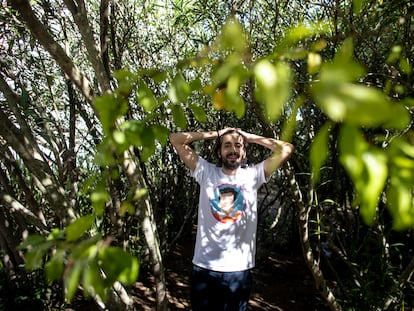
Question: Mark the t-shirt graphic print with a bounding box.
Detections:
[210,184,245,223]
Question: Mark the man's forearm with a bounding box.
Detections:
[169,131,218,147]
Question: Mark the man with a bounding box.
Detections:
[169,127,294,310]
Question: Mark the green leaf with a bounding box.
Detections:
[310,123,331,183]
[18,234,46,250]
[137,80,158,112]
[386,139,414,230]
[65,261,83,302]
[151,124,170,146]
[188,104,206,123]
[91,180,108,216]
[82,258,106,298]
[353,0,365,14]
[94,94,128,135]
[114,69,137,97]
[168,73,191,104]
[66,214,95,242]
[45,249,65,281]
[24,248,47,270]
[171,104,187,129]
[120,201,135,217]
[318,84,392,126]
[99,247,139,285]
[339,125,388,225]
[387,183,414,230]
[218,18,246,52]
[122,120,146,147]
[254,59,291,121]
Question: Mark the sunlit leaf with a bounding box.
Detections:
[218,18,246,52]
[168,73,191,104]
[387,183,414,230]
[94,94,128,134]
[353,0,365,14]
[318,84,391,126]
[311,123,331,183]
[120,201,135,217]
[137,80,158,112]
[254,59,291,121]
[66,214,95,242]
[307,52,322,74]
[339,125,388,225]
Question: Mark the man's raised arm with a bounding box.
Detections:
[169,130,218,172]
[237,130,294,178]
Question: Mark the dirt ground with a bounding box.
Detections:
[132,236,328,311]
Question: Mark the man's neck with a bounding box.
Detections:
[221,166,239,176]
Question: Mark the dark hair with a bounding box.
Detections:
[219,187,237,199]
[214,129,248,167]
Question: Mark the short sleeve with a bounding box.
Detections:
[190,156,207,184]
[255,161,267,186]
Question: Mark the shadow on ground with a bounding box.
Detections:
[132,236,328,310]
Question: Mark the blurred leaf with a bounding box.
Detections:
[387,183,414,230]
[114,69,137,97]
[316,83,410,129]
[307,52,322,74]
[353,0,365,14]
[277,21,331,52]
[18,234,46,250]
[65,261,83,302]
[99,247,139,285]
[189,104,207,123]
[168,73,191,104]
[387,45,402,63]
[218,18,246,52]
[311,123,331,183]
[45,249,65,281]
[137,80,158,112]
[66,214,95,242]
[91,181,108,216]
[212,89,225,110]
[281,96,302,142]
[122,120,146,147]
[82,258,106,298]
[24,246,50,270]
[254,59,291,121]
[151,124,170,146]
[94,94,128,135]
[339,125,388,225]
[318,61,365,86]
[120,201,135,217]
[386,138,414,230]
[171,104,187,129]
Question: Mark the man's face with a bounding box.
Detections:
[218,133,246,171]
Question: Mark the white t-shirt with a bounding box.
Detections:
[190,157,267,272]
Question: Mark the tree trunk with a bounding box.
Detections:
[286,164,342,311]
[123,148,168,310]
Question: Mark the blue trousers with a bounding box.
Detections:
[190,265,252,311]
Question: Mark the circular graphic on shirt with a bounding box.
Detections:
[210,184,245,223]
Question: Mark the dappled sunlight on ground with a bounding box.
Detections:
[132,237,327,310]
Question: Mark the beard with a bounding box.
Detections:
[221,153,242,171]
